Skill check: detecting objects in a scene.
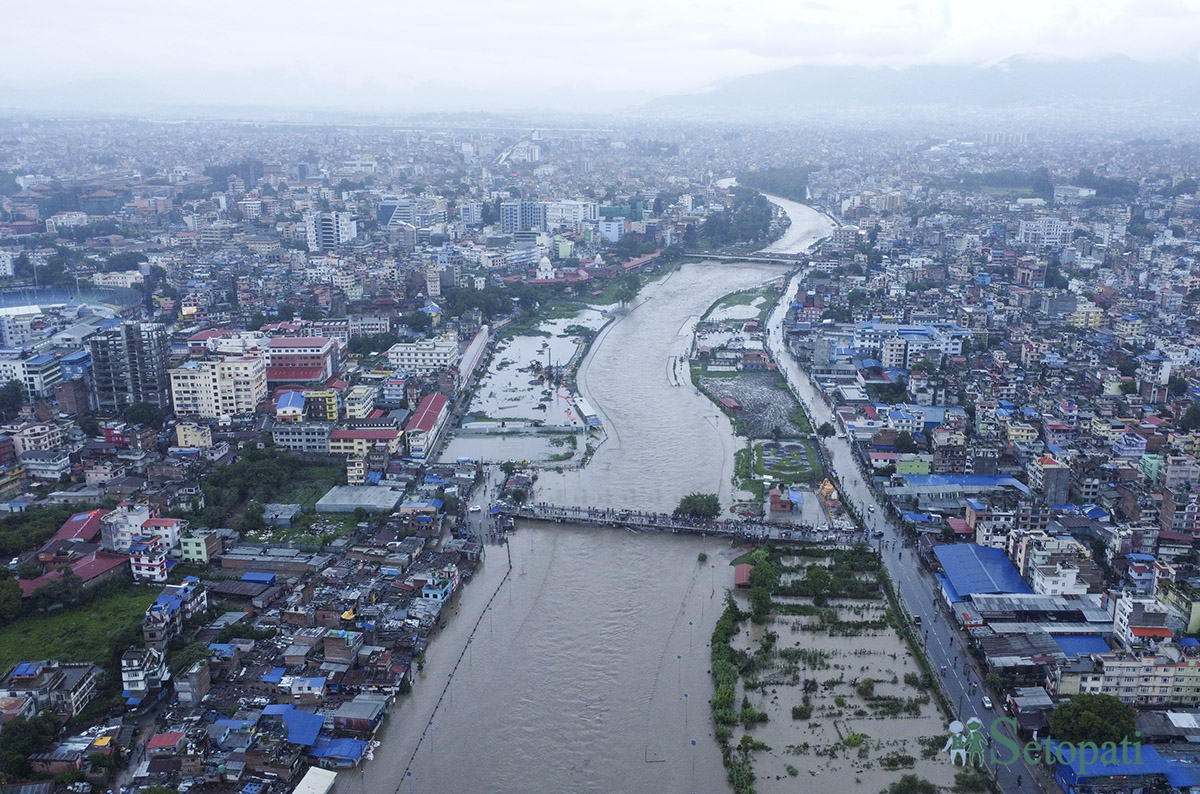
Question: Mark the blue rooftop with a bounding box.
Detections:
[310,736,367,761]
[208,643,237,659]
[1053,635,1110,658]
[12,662,43,677]
[933,544,1033,599]
[1053,742,1166,784]
[900,474,1031,495]
[282,709,324,746]
[277,391,305,409]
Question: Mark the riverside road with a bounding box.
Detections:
[766,267,1044,794]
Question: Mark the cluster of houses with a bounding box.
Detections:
[1,486,483,790]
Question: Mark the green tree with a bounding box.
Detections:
[888,775,939,794]
[0,380,24,421]
[0,578,21,623]
[1031,166,1054,201]
[169,642,211,674]
[125,401,164,429]
[817,422,836,438]
[0,711,61,777]
[1181,403,1200,432]
[1117,359,1139,377]
[674,492,721,519]
[895,431,919,454]
[614,273,640,306]
[1050,693,1136,745]
[403,311,433,333]
[1169,375,1189,397]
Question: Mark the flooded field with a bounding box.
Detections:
[439,432,570,464]
[721,548,954,793]
[467,312,609,427]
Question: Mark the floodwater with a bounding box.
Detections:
[348,526,735,794]
[350,200,836,794]
[535,260,793,513]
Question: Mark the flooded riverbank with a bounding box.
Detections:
[535,260,791,513]
[352,197,838,794]
[349,525,736,794]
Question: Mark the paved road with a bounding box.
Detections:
[767,270,1044,794]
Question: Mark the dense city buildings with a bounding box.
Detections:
[1,97,1200,794]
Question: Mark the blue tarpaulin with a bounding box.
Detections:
[1053,635,1111,658]
[310,736,367,762]
[282,709,324,746]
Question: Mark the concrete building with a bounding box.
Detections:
[405,393,449,460]
[265,337,338,383]
[314,486,402,514]
[89,322,170,413]
[272,422,332,455]
[386,334,458,375]
[179,530,223,564]
[0,350,62,400]
[500,200,546,233]
[175,422,213,449]
[304,211,357,252]
[1027,455,1071,506]
[343,385,378,420]
[169,356,267,419]
[120,647,168,706]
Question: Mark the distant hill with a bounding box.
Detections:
[644,56,1200,120]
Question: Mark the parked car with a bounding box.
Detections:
[982,696,993,709]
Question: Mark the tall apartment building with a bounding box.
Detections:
[304,211,357,252]
[544,200,599,229]
[88,322,170,413]
[500,200,546,233]
[458,201,484,225]
[1018,217,1070,249]
[169,356,267,419]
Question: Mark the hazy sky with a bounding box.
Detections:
[5,0,1199,111]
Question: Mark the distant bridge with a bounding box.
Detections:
[683,249,806,264]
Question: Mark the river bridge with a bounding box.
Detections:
[498,502,871,544]
[683,248,806,263]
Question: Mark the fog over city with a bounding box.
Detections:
[2,0,1198,115]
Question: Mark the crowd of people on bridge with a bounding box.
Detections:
[508,502,868,540]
